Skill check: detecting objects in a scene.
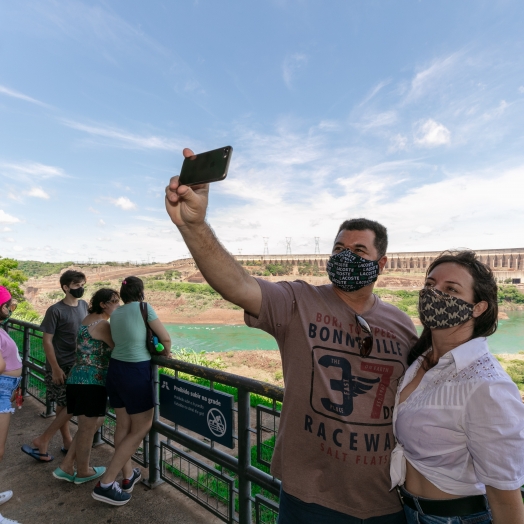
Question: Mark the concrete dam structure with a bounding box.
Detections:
[234,247,524,281]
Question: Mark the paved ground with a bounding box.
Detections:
[0,396,222,524]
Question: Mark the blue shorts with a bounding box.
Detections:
[0,375,22,414]
[105,359,154,415]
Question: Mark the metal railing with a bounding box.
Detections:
[6,318,282,524]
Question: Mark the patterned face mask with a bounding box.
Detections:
[418,287,475,329]
[326,249,380,292]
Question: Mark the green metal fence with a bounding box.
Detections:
[7,318,282,524]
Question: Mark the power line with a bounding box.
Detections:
[263,237,269,256]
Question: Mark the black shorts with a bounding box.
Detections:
[66,384,108,418]
[106,358,154,415]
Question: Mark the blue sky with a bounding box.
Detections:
[1,1,523,263]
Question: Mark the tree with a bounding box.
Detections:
[0,257,27,301]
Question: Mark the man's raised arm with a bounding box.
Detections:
[165,148,262,318]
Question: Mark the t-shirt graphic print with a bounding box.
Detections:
[245,279,418,520]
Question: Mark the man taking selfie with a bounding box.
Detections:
[165,148,418,523]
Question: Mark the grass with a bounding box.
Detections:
[374,289,419,317]
[164,435,278,519]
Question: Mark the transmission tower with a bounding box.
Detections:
[238,248,242,255]
[263,237,269,256]
[314,237,320,254]
[286,237,292,255]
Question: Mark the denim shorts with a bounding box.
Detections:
[278,488,407,524]
[0,375,22,414]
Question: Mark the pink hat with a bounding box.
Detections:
[0,286,12,306]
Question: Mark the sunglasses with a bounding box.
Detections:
[355,314,373,358]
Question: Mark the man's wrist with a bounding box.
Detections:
[177,221,209,236]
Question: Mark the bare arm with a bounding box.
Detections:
[165,148,262,317]
[486,486,524,524]
[89,321,115,349]
[0,354,6,374]
[43,332,66,384]
[148,318,171,351]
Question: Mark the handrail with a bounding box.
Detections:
[152,354,284,401]
[6,317,283,524]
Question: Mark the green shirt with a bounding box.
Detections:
[67,323,112,386]
[109,302,158,363]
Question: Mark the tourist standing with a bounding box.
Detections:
[0,286,23,524]
[92,276,171,506]
[53,288,120,485]
[164,148,419,523]
[22,270,88,462]
[390,251,524,524]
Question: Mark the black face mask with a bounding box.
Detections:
[418,287,475,329]
[68,287,85,299]
[326,249,380,292]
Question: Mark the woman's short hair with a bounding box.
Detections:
[408,250,498,365]
[88,289,119,314]
[120,276,144,304]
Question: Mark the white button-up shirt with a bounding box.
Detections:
[390,337,524,496]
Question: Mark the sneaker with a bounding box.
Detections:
[122,468,142,493]
[91,481,131,506]
[0,491,13,505]
[0,515,21,524]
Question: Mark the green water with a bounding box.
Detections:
[166,311,524,354]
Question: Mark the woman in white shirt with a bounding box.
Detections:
[390,250,524,524]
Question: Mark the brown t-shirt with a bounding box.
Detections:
[245,279,418,519]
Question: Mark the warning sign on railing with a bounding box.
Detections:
[159,374,234,449]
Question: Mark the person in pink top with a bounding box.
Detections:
[0,286,23,524]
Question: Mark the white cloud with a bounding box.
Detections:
[0,161,67,180]
[62,119,183,151]
[0,84,49,107]
[27,187,50,199]
[359,79,391,107]
[110,197,137,210]
[405,53,461,103]
[0,210,20,224]
[388,134,408,153]
[282,53,308,90]
[2,227,12,232]
[357,111,397,131]
[414,119,451,147]
[13,246,24,252]
[519,86,524,94]
[98,219,106,226]
[414,226,432,234]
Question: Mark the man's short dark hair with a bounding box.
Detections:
[337,218,388,258]
[59,270,86,291]
[120,276,145,304]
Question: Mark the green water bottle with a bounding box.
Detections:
[153,336,164,352]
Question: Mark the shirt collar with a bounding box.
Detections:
[446,337,489,372]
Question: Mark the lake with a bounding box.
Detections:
[165,310,524,355]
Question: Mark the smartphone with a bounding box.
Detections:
[179,146,233,186]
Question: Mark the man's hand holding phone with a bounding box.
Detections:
[165,148,210,230]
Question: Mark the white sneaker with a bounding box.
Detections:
[0,492,12,506]
[0,517,21,523]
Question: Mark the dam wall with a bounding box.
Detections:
[234,248,524,280]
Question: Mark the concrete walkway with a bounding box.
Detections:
[0,396,222,524]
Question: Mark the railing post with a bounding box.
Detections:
[143,363,163,489]
[92,428,103,447]
[238,386,252,524]
[21,325,31,397]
